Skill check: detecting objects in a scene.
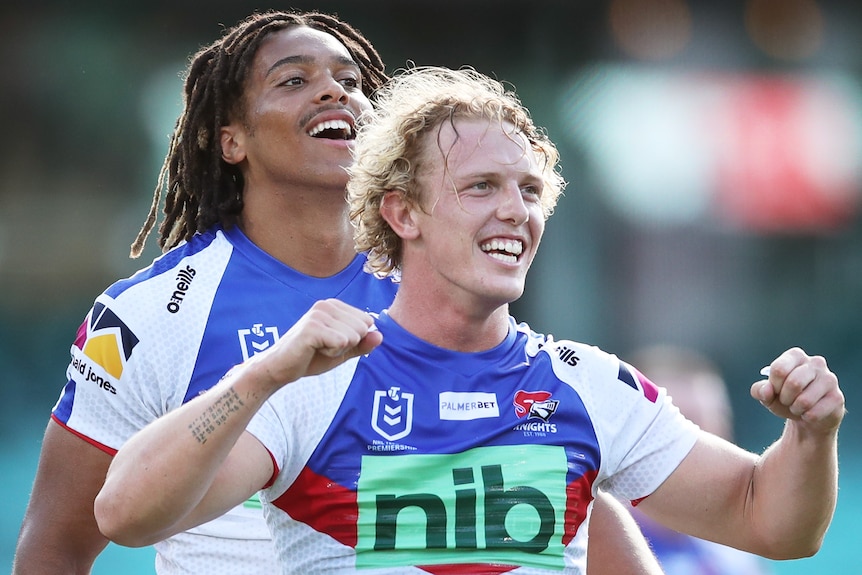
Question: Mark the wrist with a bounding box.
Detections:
[784,417,841,447]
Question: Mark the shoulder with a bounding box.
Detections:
[530,335,661,402]
[528,330,617,374]
[511,320,602,372]
[98,230,230,317]
[72,231,235,388]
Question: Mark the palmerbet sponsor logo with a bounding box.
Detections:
[356,444,567,570]
[439,391,499,421]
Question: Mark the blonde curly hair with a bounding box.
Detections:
[347,66,566,277]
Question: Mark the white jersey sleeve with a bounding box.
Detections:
[543,340,699,501]
[53,241,233,452]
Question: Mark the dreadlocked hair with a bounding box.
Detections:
[130,9,388,257]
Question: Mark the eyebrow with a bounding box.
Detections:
[460,170,543,182]
[265,54,359,78]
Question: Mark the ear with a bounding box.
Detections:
[220,124,246,165]
[380,191,420,240]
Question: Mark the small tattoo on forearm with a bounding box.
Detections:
[188,388,245,445]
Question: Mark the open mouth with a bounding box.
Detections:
[480,239,524,264]
[307,119,354,140]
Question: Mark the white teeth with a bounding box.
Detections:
[480,239,524,263]
[481,239,523,255]
[488,252,517,264]
[307,119,352,137]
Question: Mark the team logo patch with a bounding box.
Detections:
[513,390,559,422]
[78,302,139,379]
[238,323,279,360]
[371,386,414,441]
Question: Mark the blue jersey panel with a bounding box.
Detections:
[105,228,220,299]
[184,225,397,402]
[309,313,601,489]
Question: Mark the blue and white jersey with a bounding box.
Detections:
[248,311,699,574]
[51,224,398,575]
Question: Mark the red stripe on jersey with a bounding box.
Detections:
[272,465,358,547]
[564,469,598,546]
[418,564,518,574]
[51,414,118,455]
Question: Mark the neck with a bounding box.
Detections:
[238,182,356,277]
[387,278,511,353]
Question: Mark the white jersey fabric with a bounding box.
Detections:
[51,224,398,574]
[247,310,699,574]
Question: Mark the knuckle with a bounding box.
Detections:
[793,395,815,414]
[788,346,806,359]
[810,354,829,371]
[783,376,806,395]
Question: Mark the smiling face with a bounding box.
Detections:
[404,117,546,313]
[220,25,372,192]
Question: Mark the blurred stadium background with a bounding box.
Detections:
[2,0,860,572]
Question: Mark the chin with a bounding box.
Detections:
[489,286,526,306]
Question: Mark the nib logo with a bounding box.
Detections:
[356,445,568,571]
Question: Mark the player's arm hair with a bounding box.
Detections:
[586,491,664,575]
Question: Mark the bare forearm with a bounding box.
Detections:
[638,349,843,560]
[95,300,381,546]
[744,350,844,558]
[748,421,839,558]
[95,366,270,546]
[12,537,105,575]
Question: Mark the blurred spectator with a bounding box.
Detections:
[625,344,774,575]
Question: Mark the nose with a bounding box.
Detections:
[317,77,349,104]
[497,183,530,226]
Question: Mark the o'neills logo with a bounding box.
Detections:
[166,265,196,313]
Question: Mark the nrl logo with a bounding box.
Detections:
[371,386,414,441]
[237,324,279,361]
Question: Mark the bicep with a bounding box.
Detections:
[636,431,757,546]
[14,419,113,574]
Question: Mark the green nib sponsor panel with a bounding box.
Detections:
[356,444,568,570]
[243,493,262,509]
